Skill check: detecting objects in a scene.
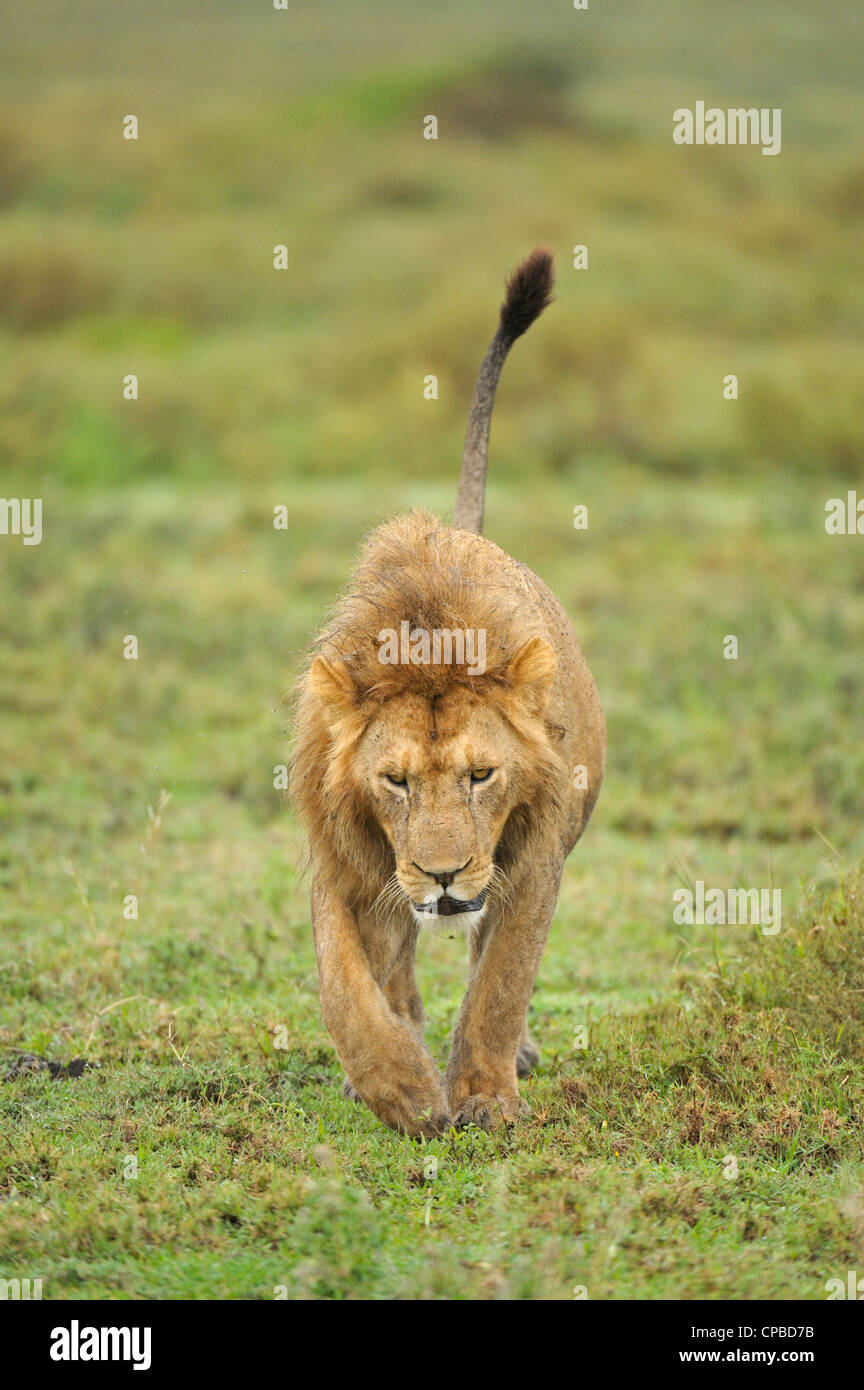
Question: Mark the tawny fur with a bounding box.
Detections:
[290,253,606,1137]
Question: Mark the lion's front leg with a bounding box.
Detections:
[312,880,448,1137]
[342,926,425,1100]
[446,863,560,1130]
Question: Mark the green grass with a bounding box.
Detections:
[1,0,863,1300]
[1,839,862,1300]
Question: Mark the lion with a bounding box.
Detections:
[291,250,606,1135]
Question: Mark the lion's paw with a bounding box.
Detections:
[342,1071,450,1138]
[451,1093,530,1132]
[376,1092,451,1139]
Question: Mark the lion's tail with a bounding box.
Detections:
[453,248,555,535]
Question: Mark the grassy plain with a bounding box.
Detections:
[1,1,862,1299]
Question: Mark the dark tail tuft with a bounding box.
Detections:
[498,248,555,343]
[453,248,556,535]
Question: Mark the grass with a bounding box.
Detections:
[1,0,863,1300]
[1,846,862,1299]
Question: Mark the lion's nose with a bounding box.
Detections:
[413,858,472,888]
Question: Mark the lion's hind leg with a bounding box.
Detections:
[516,1020,540,1078]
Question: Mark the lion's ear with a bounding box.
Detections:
[308,656,357,713]
[505,637,556,714]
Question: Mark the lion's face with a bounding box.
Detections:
[355,687,524,926]
[306,636,559,928]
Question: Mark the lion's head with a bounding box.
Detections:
[291,514,568,924]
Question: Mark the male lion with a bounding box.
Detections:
[291,250,606,1135]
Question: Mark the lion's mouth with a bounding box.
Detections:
[412,889,488,917]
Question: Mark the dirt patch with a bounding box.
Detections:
[3,1052,94,1081]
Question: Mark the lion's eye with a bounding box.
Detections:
[471,768,494,784]
[384,773,408,789]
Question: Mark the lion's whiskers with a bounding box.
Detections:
[373,872,410,932]
[487,863,514,914]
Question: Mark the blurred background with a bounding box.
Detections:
[1,0,863,1301]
